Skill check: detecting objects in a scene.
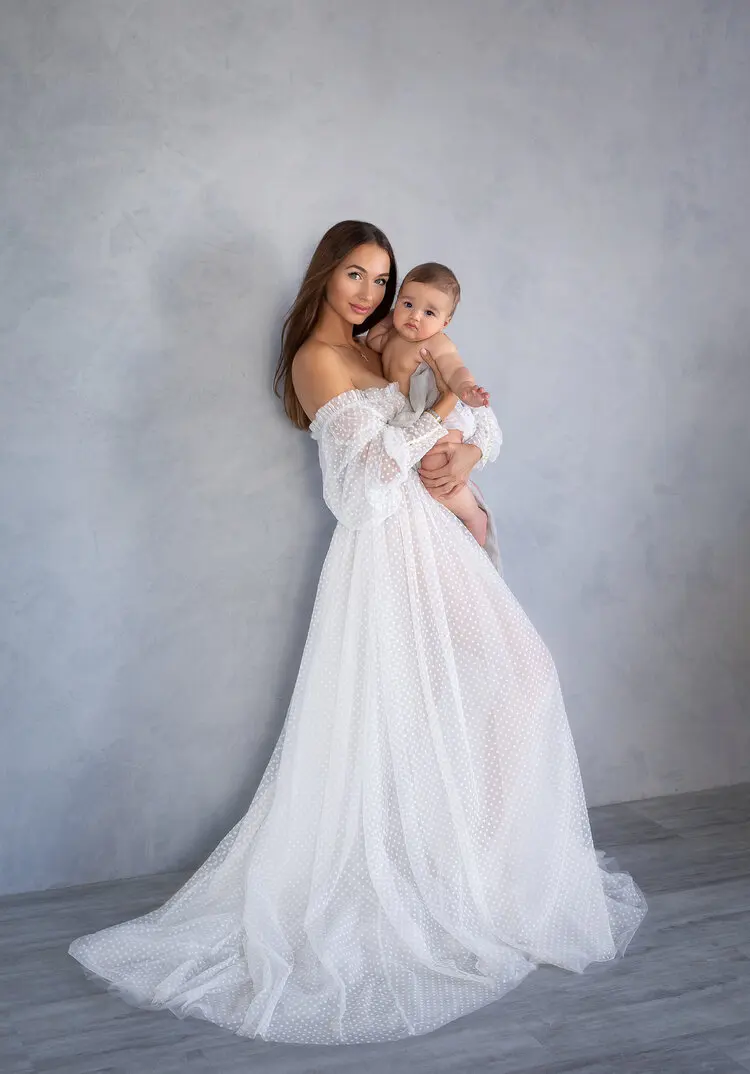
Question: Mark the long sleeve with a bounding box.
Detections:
[463,405,503,471]
[309,390,447,529]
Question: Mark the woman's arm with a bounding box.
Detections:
[420,406,502,493]
[313,398,451,529]
[299,347,455,529]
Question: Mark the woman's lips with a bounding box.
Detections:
[350,303,371,315]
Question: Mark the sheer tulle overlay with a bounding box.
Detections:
[69,383,646,1045]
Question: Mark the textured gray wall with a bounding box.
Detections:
[2,0,749,896]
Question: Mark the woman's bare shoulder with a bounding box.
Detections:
[292,340,355,422]
[293,338,353,386]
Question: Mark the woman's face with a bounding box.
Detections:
[325,243,392,326]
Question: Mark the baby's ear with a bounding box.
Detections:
[443,316,452,327]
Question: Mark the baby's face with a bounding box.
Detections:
[392,281,453,343]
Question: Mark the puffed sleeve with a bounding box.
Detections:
[309,391,447,529]
[462,405,503,471]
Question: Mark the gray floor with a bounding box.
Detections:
[2,783,750,1074]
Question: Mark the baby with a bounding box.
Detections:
[366,262,490,545]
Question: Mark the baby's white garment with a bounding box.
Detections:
[391,362,476,437]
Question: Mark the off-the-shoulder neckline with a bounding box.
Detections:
[309,381,402,435]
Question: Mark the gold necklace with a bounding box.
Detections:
[332,341,369,364]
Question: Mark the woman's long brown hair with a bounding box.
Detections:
[274,220,397,429]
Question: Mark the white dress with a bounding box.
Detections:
[69,383,647,1046]
[393,363,503,570]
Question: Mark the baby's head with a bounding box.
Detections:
[392,262,461,344]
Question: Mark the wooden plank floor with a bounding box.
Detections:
[1,782,749,1073]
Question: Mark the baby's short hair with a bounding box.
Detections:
[400,262,461,314]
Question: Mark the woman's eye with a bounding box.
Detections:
[375,278,387,287]
[347,271,362,281]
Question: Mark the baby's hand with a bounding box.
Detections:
[459,384,490,408]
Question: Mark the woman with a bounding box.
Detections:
[69,220,646,1046]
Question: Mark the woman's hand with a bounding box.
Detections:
[419,346,459,421]
[419,346,449,393]
[418,441,482,497]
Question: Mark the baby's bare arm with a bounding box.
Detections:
[383,333,425,393]
[431,337,490,408]
[432,340,475,394]
[365,313,393,355]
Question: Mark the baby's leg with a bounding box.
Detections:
[439,484,488,546]
[421,431,488,546]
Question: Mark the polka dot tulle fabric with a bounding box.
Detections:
[69,384,646,1045]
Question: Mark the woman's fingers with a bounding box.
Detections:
[419,441,471,494]
[419,347,449,393]
[418,457,457,484]
[419,453,456,478]
[420,444,446,462]
[418,460,450,478]
[422,439,456,462]
[419,469,457,489]
[435,480,464,496]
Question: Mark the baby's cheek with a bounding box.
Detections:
[420,325,440,341]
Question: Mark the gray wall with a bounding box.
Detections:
[2,0,749,896]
